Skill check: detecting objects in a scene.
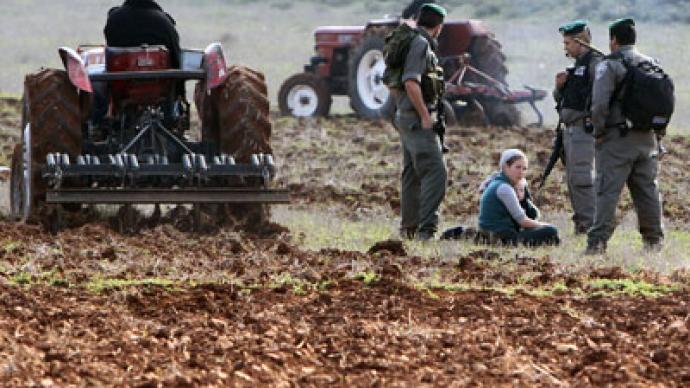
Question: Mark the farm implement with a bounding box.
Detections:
[11,43,288,231]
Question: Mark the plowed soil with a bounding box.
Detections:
[273,116,690,225]
[1,98,690,385]
[1,223,689,386]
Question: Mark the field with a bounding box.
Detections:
[1,0,690,132]
[1,1,690,385]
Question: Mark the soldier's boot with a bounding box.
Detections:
[416,229,435,242]
[574,222,591,235]
[643,239,663,253]
[584,240,607,255]
[400,227,416,240]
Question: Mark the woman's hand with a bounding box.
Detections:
[520,217,545,229]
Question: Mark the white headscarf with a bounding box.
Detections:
[499,149,527,170]
[478,149,527,193]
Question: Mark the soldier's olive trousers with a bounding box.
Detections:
[587,129,664,246]
[395,115,447,235]
[563,124,595,230]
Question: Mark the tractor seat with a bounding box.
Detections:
[105,45,173,108]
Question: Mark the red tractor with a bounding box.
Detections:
[11,43,288,231]
[278,18,546,126]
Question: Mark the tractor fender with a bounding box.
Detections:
[203,42,228,91]
[438,20,492,57]
[58,47,93,93]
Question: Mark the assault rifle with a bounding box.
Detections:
[434,101,449,153]
[538,118,565,190]
[573,38,605,56]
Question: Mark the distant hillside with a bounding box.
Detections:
[297,0,690,24]
[448,0,690,24]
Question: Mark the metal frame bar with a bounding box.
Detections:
[46,188,290,204]
[89,70,206,81]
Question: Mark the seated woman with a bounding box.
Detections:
[441,174,540,241]
[478,149,560,247]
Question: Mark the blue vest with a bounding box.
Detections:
[479,173,519,234]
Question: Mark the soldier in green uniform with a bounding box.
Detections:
[554,20,601,234]
[391,3,447,241]
[586,18,664,254]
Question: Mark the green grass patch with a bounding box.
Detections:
[586,278,680,297]
[269,272,334,295]
[355,271,381,285]
[273,207,394,252]
[414,277,681,298]
[85,277,175,293]
[10,271,32,285]
[2,240,21,255]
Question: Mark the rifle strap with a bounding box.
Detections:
[606,52,632,107]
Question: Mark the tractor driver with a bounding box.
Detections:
[99,0,185,125]
[104,0,182,69]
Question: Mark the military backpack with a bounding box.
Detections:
[383,24,445,105]
[610,54,675,134]
[382,23,420,89]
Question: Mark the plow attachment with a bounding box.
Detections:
[444,55,548,127]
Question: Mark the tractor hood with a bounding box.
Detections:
[314,26,366,48]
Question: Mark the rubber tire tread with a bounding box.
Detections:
[278,72,332,117]
[469,36,521,126]
[9,144,22,220]
[23,69,83,219]
[195,65,273,227]
[197,65,272,162]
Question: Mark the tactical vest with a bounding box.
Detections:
[560,50,596,112]
[421,51,445,105]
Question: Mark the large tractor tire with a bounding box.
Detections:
[468,36,521,126]
[348,28,395,119]
[11,69,84,223]
[196,65,272,162]
[195,65,273,228]
[278,72,332,117]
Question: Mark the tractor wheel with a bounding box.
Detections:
[348,28,395,119]
[197,65,272,162]
[469,36,521,126]
[196,65,273,227]
[449,99,490,127]
[278,73,332,117]
[14,69,84,223]
[10,144,29,222]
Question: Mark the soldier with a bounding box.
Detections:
[553,20,601,234]
[586,18,664,254]
[391,3,448,241]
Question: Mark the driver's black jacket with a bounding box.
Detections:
[104,0,181,68]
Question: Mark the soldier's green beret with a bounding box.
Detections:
[559,20,588,35]
[609,18,635,30]
[421,3,447,18]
